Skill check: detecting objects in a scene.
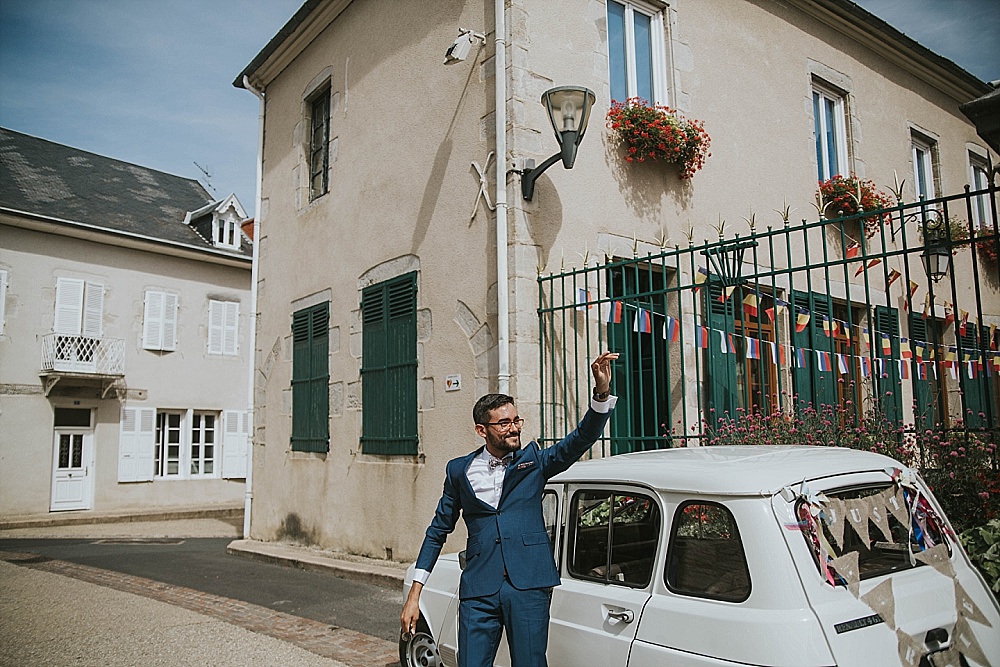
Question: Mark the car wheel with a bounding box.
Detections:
[399,619,441,667]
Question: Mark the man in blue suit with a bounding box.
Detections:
[401,352,618,666]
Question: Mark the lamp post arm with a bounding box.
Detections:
[521,152,563,201]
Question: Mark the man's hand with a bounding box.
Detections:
[591,351,619,396]
[400,581,423,637]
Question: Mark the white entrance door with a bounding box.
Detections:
[50,430,93,511]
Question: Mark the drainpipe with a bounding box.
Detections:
[242,75,265,539]
[494,0,510,395]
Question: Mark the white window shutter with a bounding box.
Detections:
[224,301,239,355]
[163,293,178,351]
[208,300,224,354]
[118,407,154,482]
[82,281,104,337]
[143,291,164,350]
[54,277,84,334]
[0,269,7,335]
[222,409,248,478]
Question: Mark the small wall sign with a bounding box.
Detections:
[445,374,462,392]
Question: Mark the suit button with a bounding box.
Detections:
[497,510,501,515]
[496,538,501,544]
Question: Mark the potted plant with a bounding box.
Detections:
[606,98,711,178]
[816,174,895,238]
[974,226,999,264]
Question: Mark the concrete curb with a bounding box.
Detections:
[0,505,243,530]
[227,539,407,590]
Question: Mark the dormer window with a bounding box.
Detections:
[214,214,240,249]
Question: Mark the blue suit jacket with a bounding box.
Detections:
[415,408,612,599]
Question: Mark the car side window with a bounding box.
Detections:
[665,501,751,602]
[568,489,661,587]
[542,489,558,556]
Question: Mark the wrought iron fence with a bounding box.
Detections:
[539,181,999,468]
[40,333,125,375]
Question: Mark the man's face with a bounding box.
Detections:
[477,403,522,455]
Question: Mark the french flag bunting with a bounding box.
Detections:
[816,350,832,372]
[959,310,969,336]
[881,333,892,356]
[665,316,680,342]
[909,280,920,299]
[887,268,902,288]
[718,285,736,303]
[949,362,958,380]
[719,329,730,353]
[743,293,759,318]
[875,358,886,378]
[696,325,709,349]
[795,347,807,368]
[859,356,871,377]
[915,361,926,380]
[841,322,850,342]
[765,306,775,322]
[769,341,786,365]
[914,340,926,358]
[855,258,881,277]
[576,288,593,312]
[900,338,912,359]
[837,353,850,374]
[746,337,760,360]
[634,308,652,333]
[899,359,910,380]
[822,316,831,337]
[693,267,709,292]
[862,328,870,350]
[967,361,976,379]
[796,309,811,332]
[845,241,861,259]
[603,300,623,323]
[944,303,955,327]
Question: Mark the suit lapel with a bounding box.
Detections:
[456,446,497,512]
[498,443,537,506]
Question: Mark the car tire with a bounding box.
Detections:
[398,617,441,667]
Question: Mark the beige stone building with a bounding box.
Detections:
[0,128,252,519]
[236,0,998,561]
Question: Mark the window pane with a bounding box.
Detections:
[824,97,839,177]
[59,434,70,469]
[666,502,750,601]
[633,11,653,103]
[54,408,91,428]
[570,490,660,587]
[607,1,627,102]
[813,92,823,181]
[71,435,83,468]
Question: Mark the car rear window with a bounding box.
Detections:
[795,484,948,583]
[664,501,751,602]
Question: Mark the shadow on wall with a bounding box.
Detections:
[523,173,565,271]
[276,512,317,546]
[603,131,694,220]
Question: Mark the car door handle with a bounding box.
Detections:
[607,608,634,623]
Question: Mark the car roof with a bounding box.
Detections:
[550,445,900,496]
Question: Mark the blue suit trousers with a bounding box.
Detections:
[458,578,551,667]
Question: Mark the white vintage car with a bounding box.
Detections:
[400,445,999,667]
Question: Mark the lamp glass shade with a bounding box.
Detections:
[542,86,596,143]
[922,246,951,282]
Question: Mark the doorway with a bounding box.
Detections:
[50,407,94,511]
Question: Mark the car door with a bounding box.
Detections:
[547,484,659,666]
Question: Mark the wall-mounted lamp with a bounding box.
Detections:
[444,29,485,64]
[521,86,596,200]
[921,215,951,283]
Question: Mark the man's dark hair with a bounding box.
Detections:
[473,393,515,425]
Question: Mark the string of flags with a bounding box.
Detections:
[572,289,1000,379]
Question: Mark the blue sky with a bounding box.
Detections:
[1,0,997,214]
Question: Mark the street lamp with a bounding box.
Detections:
[921,215,951,283]
[521,86,596,201]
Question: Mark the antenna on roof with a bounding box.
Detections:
[193,161,217,195]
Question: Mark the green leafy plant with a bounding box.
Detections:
[817,174,895,238]
[974,227,998,264]
[606,98,711,178]
[959,519,1000,593]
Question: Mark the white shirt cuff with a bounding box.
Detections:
[590,395,618,413]
[413,568,431,585]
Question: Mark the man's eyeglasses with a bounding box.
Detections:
[484,417,524,432]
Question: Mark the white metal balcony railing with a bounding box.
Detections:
[40,333,125,375]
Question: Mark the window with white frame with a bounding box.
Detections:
[190,411,217,475]
[155,411,183,477]
[207,299,239,355]
[54,277,104,337]
[0,269,7,335]
[606,0,668,105]
[812,83,849,182]
[214,215,240,249]
[911,133,937,201]
[970,152,991,228]
[142,290,178,351]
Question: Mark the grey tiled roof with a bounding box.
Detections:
[0,127,249,256]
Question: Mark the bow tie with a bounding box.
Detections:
[488,454,512,471]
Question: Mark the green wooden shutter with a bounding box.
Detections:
[361,273,418,455]
[791,291,837,415]
[704,284,737,427]
[291,303,329,452]
[908,315,940,429]
[874,306,903,425]
[958,325,994,428]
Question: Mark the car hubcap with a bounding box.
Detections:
[405,632,440,667]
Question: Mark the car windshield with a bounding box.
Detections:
[795,484,948,583]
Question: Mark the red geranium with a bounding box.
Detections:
[606,98,711,178]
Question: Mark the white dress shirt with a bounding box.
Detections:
[412,395,616,586]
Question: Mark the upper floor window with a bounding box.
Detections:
[607,0,667,105]
[969,152,990,228]
[142,290,178,352]
[911,132,937,200]
[54,277,103,338]
[207,299,238,356]
[214,215,240,249]
[309,87,331,201]
[812,83,849,181]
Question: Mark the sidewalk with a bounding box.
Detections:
[0,513,405,667]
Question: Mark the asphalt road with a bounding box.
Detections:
[0,536,403,643]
